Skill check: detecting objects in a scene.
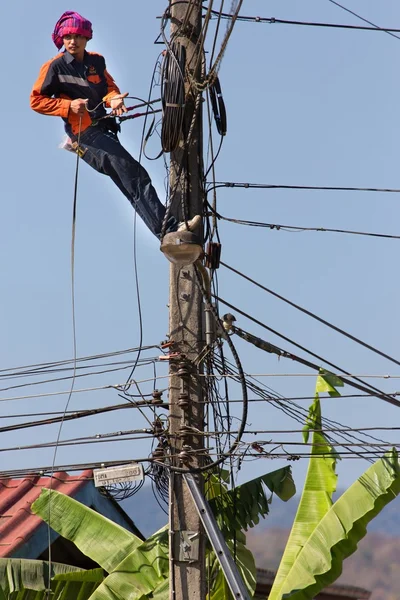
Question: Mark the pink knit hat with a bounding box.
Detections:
[52,11,93,50]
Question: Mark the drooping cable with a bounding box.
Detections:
[207,181,400,194]
[214,212,400,240]
[220,262,400,370]
[209,8,400,36]
[217,306,400,410]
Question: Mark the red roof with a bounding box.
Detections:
[0,470,93,557]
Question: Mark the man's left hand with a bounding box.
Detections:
[110,92,129,116]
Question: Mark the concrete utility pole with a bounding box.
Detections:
[167,1,206,599]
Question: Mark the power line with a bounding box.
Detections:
[0,400,168,434]
[0,429,156,454]
[215,213,400,240]
[326,0,400,41]
[0,383,166,405]
[0,448,389,481]
[206,425,400,434]
[211,351,390,462]
[221,261,400,370]
[0,345,158,379]
[209,10,400,35]
[0,458,152,479]
[207,181,400,194]
[215,296,400,409]
[0,358,160,396]
[197,392,399,404]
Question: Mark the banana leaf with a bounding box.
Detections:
[0,557,103,600]
[33,488,170,600]
[269,374,340,600]
[269,372,400,600]
[207,532,256,600]
[33,466,292,600]
[87,527,169,600]
[209,466,295,536]
[281,449,400,599]
[150,578,169,600]
[31,490,143,574]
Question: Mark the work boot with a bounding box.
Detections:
[177,215,201,232]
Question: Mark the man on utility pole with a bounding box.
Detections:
[166,1,206,599]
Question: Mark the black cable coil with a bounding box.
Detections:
[161,41,186,152]
[209,77,227,136]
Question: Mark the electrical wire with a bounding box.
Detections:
[234,320,400,412]
[0,458,154,479]
[205,0,243,88]
[210,353,386,457]
[46,115,82,597]
[215,213,400,240]
[0,400,168,434]
[207,181,400,194]
[209,8,400,36]
[0,358,160,396]
[326,0,400,41]
[215,296,400,408]
[0,430,155,455]
[1,448,393,480]
[220,262,400,370]
[0,346,157,380]
[0,357,157,385]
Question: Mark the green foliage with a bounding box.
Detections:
[87,527,169,600]
[269,371,400,600]
[0,557,103,600]
[32,464,294,600]
[33,490,169,600]
[32,490,143,574]
[280,449,400,600]
[209,466,295,536]
[207,532,256,600]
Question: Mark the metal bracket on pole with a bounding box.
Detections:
[183,473,251,600]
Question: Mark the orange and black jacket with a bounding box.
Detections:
[30,50,120,135]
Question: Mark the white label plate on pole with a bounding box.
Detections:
[93,463,144,487]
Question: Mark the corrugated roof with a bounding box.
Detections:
[0,470,93,557]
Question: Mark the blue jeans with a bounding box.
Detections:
[73,124,177,238]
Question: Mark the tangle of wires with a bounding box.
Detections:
[211,352,391,466]
[161,41,186,152]
[99,478,145,501]
[146,415,171,511]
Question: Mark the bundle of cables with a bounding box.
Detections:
[209,77,227,136]
[161,41,186,152]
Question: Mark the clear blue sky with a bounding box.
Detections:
[1,1,400,493]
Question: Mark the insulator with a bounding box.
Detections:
[152,389,163,404]
[178,426,192,438]
[177,362,191,377]
[178,392,190,408]
[152,447,164,459]
[178,445,192,462]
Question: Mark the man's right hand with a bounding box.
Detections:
[70,99,88,115]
